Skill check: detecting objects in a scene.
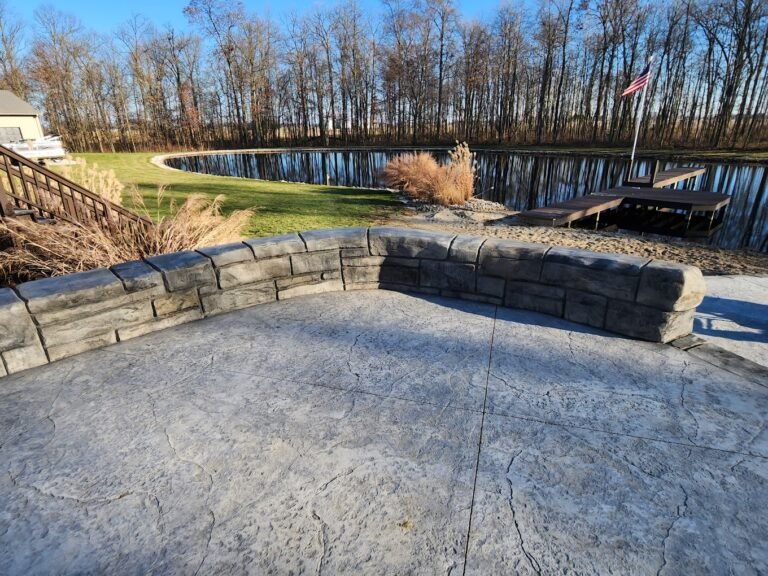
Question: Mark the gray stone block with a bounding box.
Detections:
[17,268,125,313]
[449,235,486,263]
[0,289,39,351]
[478,240,547,281]
[291,250,340,275]
[278,279,343,300]
[40,301,154,347]
[343,265,419,286]
[201,283,276,316]
[33,290,157,325]
[480,257,543,281]
[245,233,306,259]
[506,280,565,300]
[218,257,291,289]
[197,242,254,268]
[276,273,339,290]
[541,263,639,301]
[605,301,695,343]
[153,289,200,316]
[343,256,418,268]
[505,288,563,317]
[477,276,505,298]
[455,292,503,306]
[111,260,164,294]
[2,342,48,374]
[420,261,476,292]
[300,227,368,251]
[379,283,439,295]
[369,227,454,259]
[119,309,203,340]
[545,247,649,275]
[636,261,706,311]
[47,331,117,362]
[565,290,608,329]
[341,247,370,258]
[146,251,216,292]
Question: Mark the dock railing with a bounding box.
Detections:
[0,144,152,233]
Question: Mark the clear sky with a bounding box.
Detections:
[15,1,508,33]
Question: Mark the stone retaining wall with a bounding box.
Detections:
[0,227,706,377]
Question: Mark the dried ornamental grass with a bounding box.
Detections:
[380,142,476,206]
[59,157,125,206]
[0,186,254,285]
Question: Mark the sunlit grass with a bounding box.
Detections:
[74,152,401,237]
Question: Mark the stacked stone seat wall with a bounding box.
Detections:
[0,227,706,377]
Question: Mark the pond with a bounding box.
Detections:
[165,149,767,252]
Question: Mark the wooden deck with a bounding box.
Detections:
[624,167,706,188]
[517,195,624,227]
[594,187,731,211]
[519,186,731,237]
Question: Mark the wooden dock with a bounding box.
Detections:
[518,186,731,237]
[624,166,706,188]
[517,195,624,227]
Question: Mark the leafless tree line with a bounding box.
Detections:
[1,0,766,152]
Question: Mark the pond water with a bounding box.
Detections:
[166,149,767,251]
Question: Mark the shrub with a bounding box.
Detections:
[380,142,476,206]
[0,187,254,285]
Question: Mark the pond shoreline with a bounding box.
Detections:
[156,146,768,166]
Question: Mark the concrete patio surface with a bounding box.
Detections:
[1,290,766,574]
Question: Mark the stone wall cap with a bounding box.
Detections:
[369,226,455,259]
[300,227,368,251]
[197,242,254,267]
[111,260,164,293]
[449,235,486,263]
[370,226,455,241]
[0,287,23,309]
[146,251,211,271]
[546,246,649,274]
[480,238,549,260]
[244,233,307,258]
[17,268,124,312]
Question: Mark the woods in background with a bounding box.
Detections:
[0,0,766,153]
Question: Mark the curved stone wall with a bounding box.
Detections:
[0,227,706,377]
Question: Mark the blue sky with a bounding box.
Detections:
[15,1,508,33]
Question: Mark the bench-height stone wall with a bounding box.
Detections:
[0,227,706,377]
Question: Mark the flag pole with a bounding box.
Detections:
[628,55,653,181]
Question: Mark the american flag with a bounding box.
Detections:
[622,62,652,97]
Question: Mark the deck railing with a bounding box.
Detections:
[0,144,152,232]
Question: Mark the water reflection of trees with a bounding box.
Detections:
[169,151,767,251]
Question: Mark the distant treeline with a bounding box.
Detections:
[1,0,767,152]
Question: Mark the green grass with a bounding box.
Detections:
[76,153,400,237]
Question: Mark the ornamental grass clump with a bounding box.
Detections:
[380,142,476,206]
[60,157,125,205]
[0,186,254,285]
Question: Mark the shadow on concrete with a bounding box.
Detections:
[695,296,768,343]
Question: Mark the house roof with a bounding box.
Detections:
[0,91,39,116]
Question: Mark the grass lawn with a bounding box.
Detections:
[76,153,400,237]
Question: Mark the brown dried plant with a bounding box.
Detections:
[0,186,254,285]
[380,142,476,206]
[59,157,125,205]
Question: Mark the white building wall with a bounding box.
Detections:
[0,115,44,140]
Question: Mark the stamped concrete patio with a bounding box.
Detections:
[1,290,766,574]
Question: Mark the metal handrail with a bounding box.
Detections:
[0,144,153,232]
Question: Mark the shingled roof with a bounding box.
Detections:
[0,91,39,116]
